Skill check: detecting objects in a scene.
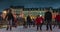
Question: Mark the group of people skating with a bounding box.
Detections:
[2,8,60,31]
[25,9,52,31]
[23,9,60,31]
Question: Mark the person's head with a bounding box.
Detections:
[40,15,42,17]
[45,9,50,12]
[28,15,30,17]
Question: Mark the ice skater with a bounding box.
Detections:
[5,9,14,31]
[44,9,52,31]
[35,15,44,31]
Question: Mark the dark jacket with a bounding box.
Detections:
[5,13,14,20]
[27,16,31,23]
[44,11,52,21]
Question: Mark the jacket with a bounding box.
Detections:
[35,17,43,25]
[55,15,60,22]
[5,13,14,20]
[44,11,52,21]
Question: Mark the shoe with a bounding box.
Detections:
[50,30,52,31]
[10,27,12,31]
[50,29,52,31]
[6,28,8,30]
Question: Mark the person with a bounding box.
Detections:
[5,9,14,30]
[26,15,32,28]
[35,15,43,31]
[53,14,58,28]
[17,16,24,25]
[32,18,35,27]
[22,17,27,28]
[44,9,52,31]
[54,12,60,29]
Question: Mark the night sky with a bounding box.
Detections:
[0,0,60,12]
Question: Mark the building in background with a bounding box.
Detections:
[2,6,59,19]
[10,6,24,18]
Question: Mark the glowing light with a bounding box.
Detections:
[40,15,42,17]
[3,11,7,14]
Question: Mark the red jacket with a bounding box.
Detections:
[55,15,60,22]
[35,17,43,25]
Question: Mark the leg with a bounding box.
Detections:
[6,21,9,30]
[33,22,35,27]
[37,24,39,30]
[6,25,9,30]
[9,20,12,30]
[49,24,52,31]
[58,22,60,29]
[48,20,52,31]
[10,26,12,30]
[27,22,28,27]
[46,23,49,31]
[53,21,56,28]
[57,21,60,29]
[40,23,43,30]
[23,23,25,28]
[29,22,31,28]
[23,22,27,28]
[53,20,57,28]
[59,24,60,29]
[29,23,31,28]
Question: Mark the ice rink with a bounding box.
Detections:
[0,25,60,32]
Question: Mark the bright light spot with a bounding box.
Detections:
[40,15,42,17]
[3,11,7,14]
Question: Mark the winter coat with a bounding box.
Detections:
[44,11,52,21]
[35,17,43,25]
[55,15,60,22]
[5,13,14,20]
[27,16,32,23]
